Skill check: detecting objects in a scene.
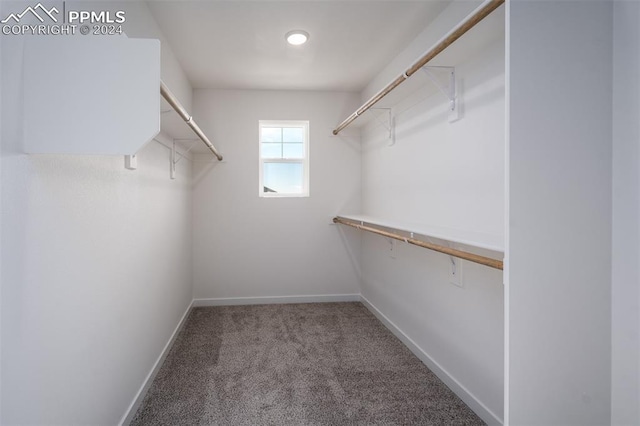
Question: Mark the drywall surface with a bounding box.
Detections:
[361,0,483,102]
[0,4,194,425]
[358,5,505,424]
[612,1,640,424]
[0,4,3,420]
[192,89,362,299]
[508,1,612,424]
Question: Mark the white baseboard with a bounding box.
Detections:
[119,300,194,426]
[192,294,360,307]
[359,295,503,426]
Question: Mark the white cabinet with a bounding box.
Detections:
[23,36,160,155]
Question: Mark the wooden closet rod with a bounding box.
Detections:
[160,81,223,161]
[333,216,503,270]
[332,0,504,135]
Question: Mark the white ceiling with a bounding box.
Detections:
[147,1,450,91]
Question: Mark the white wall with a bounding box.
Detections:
[0,2,195,424]
[0,5,4,421]
[612,1,640,424]
[362,0,483,101]
[358,2,505,423]
[192,89,361,300]
[507,1,613,424]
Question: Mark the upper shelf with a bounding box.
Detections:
[336,214,504,253]
[338,1,505,130]
[23,36,160,155]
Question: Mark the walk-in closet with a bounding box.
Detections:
[1,0,637,425]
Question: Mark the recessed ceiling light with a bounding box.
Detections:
[286,30,309,46]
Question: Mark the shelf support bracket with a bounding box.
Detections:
[170,141,177,179]
[170,139,199,179]
[173,139,198,165]
[368,107,395,146]
[421,66,460,122]
[124,154,137,170]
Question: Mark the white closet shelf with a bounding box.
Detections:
[21,35,221,176]
[335,214,504,253]
[23,36,160,155]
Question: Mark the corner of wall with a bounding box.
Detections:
[119,299,194,426]
[118,0,197,301]
[360,295,503,425]
[120,0,194,110]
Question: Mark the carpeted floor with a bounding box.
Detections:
[130,302,485,425]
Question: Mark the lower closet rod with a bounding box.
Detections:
[333,216,503,270]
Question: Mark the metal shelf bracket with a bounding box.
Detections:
[124,154,137,170]
[173,139,198,165]
[368,107,395,146]
[170,139,199,179]
[171,142,177,179]
[421,66,461,123]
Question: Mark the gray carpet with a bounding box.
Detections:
[130,302,485,425]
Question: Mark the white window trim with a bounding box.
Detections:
[259,120,310,198]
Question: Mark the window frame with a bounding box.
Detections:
[258,120,310,198]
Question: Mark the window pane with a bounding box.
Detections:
[283,127,304,142]
[261,143,282,158]
[263,162,304,194]
[261,127,282,143]
[283,143,304,159]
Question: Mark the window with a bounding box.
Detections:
[259,120,309,197]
